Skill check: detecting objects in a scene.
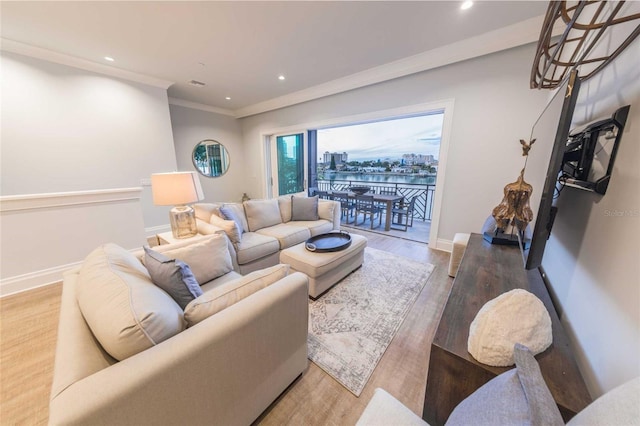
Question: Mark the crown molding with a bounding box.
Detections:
[234,15,546,118]
[168,97,235,117]
[0,38,174,89]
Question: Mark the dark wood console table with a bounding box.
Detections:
[422,233,591,425]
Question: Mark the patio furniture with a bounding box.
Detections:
[332,191,356,223]
[377,187,403,211]
[391,195,418,231]
[355,194,383,229]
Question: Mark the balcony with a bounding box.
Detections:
[316,179,434,243]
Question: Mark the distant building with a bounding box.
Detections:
[323,151,348,164]
[402,153,436,165]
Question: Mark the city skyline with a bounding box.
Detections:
[317,113,444,162]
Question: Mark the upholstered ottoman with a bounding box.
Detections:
[280,233,367,298]
[448,232,471,277]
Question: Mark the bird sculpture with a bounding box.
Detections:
[520,138,536,156]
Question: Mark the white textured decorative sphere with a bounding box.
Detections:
[468,289,552,366]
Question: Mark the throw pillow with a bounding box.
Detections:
[209,213,242,245]
[278,195,293,222]
[144,246,203,309]
[291,195,319,221]
[219,203,248,233]
[184,264,290,326]
[76,243,185,361]
[243,199,282,231]
[148,234,233,284]
[446,343,563,426]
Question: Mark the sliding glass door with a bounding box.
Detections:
[271,133,306,196]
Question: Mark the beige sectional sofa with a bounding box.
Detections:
[194,195,341,275]
[49,234,309,425]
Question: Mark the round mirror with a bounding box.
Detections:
[192,139,230,177]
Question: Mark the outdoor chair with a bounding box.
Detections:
[332,191,356,223]
[355,194,383,229]
[317,190,332,200]
[390,195,418,231]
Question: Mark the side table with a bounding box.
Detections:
[156,231,206,246]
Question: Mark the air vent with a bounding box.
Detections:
[188,80,206,87]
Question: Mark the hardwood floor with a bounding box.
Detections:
[257,229,453,425]
[0,283,62,426]
[0,230,452,426]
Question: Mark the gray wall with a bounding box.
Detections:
[240,43,550,243]
[169,104,246,203]
[1,51,177,229]
[542,39,640,396]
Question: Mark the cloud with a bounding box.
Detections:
[318,114,444,161]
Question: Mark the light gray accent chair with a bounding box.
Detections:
[49,236,309,426]
[194,196,341,275]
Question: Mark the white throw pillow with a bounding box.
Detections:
[209,213,242,245]
[278,195,293,222]
[148,234,233,284]
[76,244,185,361]
[184,264,290,326]
[244,199,282,231]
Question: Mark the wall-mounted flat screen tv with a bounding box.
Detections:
[521,69,581,270]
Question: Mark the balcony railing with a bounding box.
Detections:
[316,179,435,221]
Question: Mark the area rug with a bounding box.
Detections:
[307,247,435,396]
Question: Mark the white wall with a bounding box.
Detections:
[169,104,246,203]
[542,38,640,396]
[240,43,550,244]
[0,52,177,293]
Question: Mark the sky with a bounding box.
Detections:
[317,113,444,162]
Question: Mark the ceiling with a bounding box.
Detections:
[1,1,548,116]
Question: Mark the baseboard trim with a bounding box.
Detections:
[0,261,81,297]
[434,238,453,253]
[144,224,171,237]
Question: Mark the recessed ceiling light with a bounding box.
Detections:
[104,56,115,62]
[278,75,286,81]
[461,1,473,10]
[225,97,231,100]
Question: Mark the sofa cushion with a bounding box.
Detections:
[244,199,282,232]
[209,213,242,245]
[76,244,185,361]
[318,199,337,222]
[446,344,563,426]
[235,232,281,265]
[256,223,311,250]
[148,234,233,284]
[291,195,319,221]
[220,203,249,233]
[566,376,640,426]
[290,219,333,236]
[277,195,293,223]
[144,246,203,309]
[184,264,290,326]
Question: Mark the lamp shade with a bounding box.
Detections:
[151,172,204,206]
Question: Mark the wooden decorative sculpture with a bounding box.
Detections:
[491,168,534,232]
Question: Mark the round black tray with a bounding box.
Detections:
[305,231,352,252]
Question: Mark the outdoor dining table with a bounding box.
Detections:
[329,191,404,232]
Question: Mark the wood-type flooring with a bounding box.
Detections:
[0,228,453,425]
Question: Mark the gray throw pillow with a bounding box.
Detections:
[220,205,245,236]
[446,343,563,426]
[144,247,203,310]
[291,195,319,221]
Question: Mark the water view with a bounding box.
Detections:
[321,172,436,185]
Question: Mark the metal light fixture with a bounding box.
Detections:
[151,171,204,239]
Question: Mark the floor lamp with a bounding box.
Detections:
[151,171,204,239]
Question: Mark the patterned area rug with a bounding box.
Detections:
[308,247,435,396]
